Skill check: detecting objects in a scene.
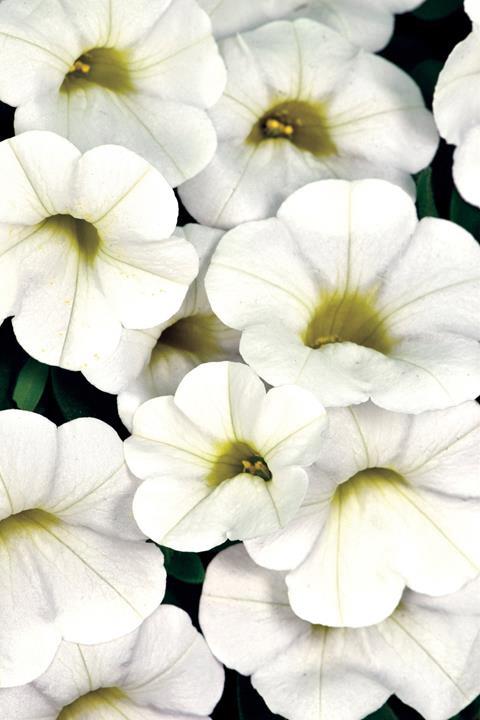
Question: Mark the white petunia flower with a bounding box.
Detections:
[245,401,480,628]
[200,544,480,720]
[0,409,166,688]
[0,131,199,374]
[0,0,226,186]
[199,0,422,51]
[125,361,327,551]
[0,604,223,719]
[178,19,438,229]
[433,6,480,207]
[205,179,480,413]
[82,224,240,429]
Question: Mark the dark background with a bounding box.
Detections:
[1,0,479,717]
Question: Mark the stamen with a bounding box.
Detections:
[70,59,91,74]
[312,334,342,348]
[241,456,272,481]
[263,116,295,139]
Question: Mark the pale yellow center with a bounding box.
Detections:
[58,687,126,719]
[303,289,394,355]
[247,99,337,157]
[63,47,133,93]
[207,442,272,486]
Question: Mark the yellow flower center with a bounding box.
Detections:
[159,314,224,360]
[207,442,272,486]
[44,215,101,263]
[247,99,337,157]
[303,289,394,355]
[62,47,133,93]
[59,688,126,719]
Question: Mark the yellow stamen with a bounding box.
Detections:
[312,334,342,348]
[264,117,295,138]
[70,59,91,74]
[241,458,272,481]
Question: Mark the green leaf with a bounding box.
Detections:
[450,188,480,240]
[414,0,461,20]
[415,167,438,219]
[13,358,49,411]
[161,547,205,584]
[365,705,398,720]
[411,59,442,107]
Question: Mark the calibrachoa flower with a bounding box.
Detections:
[206,179,480,413]
[0,605,224,719]
[0,131,199,373]
[245,401,480,628]
[125,361,327,551]
[178,19,438,228]
[199,0,423,51]
[0,0,226,186]
[0,410,166,688]
[200,545,480,720]
[434,3,480,207]
[82,224,240,430]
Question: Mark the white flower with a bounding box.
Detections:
[178,19,438,229]
[82,224,240,429]
[200,544,480,720]
[0,409,166,688]
[0,131,199,374]
[0,604,223,719]
[124,361,327,551]
[0,0,226,186]
[205,178,480,413]
[245,401,480,628]
[199,0,422,51]
[433,6,480,206]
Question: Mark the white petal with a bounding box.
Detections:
[0,132,79,225]
[277,178,418,291]
[328,52,438,173]
[199,544,306,675]
[12,228,121,370]
[253,385,327,466]
[174,362,266,443]
[0,410,57,518]
[200,545,480,720]
[433,31,480,145]
[16,85,219,188]
[46,418,143,540]
[72,144,178,240]
[129,0,226,108]
[453,125,480,207]
[205,218,317,332]
[83,327,157,395]
[465,0,480,23]
[0,605,223,719]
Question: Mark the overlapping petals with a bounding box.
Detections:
[206,179,480,412]
[0,131,199,373]
[200,545,480,720]
[199,0,422,51]
[0,604,223,719]
[433,6,480,206]
[179,19,438,228]
[0,409,166,688]
[125,361,327,550]
[245,401,480,627]
[83,224,240,427]
[0,0,226,185]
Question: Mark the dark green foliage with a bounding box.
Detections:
[415,167,438,219]
[13,358,49,411]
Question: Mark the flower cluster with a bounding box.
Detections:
[0,1,478,720]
